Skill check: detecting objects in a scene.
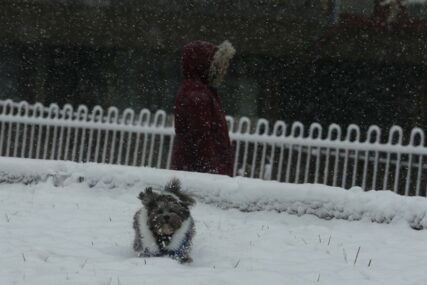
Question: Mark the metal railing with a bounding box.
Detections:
[1,99,427,197]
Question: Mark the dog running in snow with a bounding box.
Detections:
[132,178,195,263]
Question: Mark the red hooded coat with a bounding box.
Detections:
[171,41,235,176]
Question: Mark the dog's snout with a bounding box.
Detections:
[164,215,170,221]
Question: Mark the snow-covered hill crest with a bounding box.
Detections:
[1,157,426,229]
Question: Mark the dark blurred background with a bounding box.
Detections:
[1,0,427,133]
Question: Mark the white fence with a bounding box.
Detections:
[1,99,427,197]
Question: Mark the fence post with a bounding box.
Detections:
[305,123,322,184]
[250,118,269,178]
[406,128,425,196]
[364,125,381,190]
[74,105,88,162]
[120,108,135,165]
[234,117,251,177]
[270,120,287,181]
[286,122,304,183]
[343,124,360,188]
[13,101,29,157]
[89,105,104,163]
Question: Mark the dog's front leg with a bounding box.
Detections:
[170,248,193,263]
[133,236,143,253]
[177,255,193,264]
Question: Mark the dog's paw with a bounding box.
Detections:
[179,256,193,264]
[136,251,152,258]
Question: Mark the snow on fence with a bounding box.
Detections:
[1,99,427,197]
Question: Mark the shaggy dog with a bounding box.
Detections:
[132,178,195,263]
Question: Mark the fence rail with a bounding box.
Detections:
[1,99,427,197]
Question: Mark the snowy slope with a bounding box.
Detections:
[1,158,427,285]
[1,158,427,229]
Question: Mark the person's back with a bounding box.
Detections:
[171,40,235,176]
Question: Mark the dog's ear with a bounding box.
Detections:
[137,187,152,200]
[165,178,195,207]
[145,187,153,196]
[164,178,180,192]
[138,187,156,206]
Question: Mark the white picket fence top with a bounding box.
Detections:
[1,99,427,197]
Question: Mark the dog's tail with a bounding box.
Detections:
[165,178,195,207]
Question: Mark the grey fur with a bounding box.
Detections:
[133,178,196,263]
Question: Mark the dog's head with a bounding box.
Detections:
[138,178,195,237]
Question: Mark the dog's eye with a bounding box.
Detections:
[157,209,164,215]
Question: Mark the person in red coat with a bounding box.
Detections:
[171,40,236,176]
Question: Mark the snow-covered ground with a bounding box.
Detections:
[1,158,427,285]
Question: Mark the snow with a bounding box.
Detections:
[1,158,427,284]
[2,158,427,230]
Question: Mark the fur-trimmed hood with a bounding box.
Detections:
[181,40,235,87]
